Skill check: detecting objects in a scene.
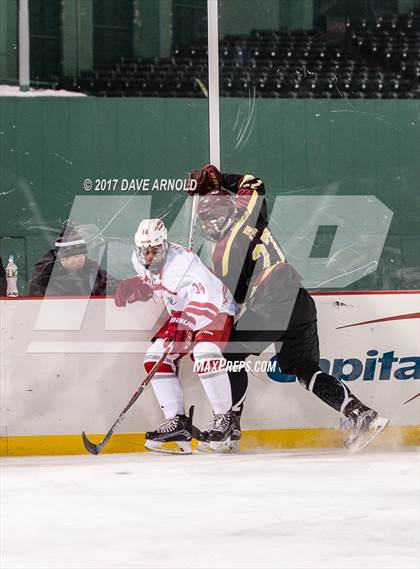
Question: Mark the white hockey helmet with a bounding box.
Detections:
[134,218,168,274]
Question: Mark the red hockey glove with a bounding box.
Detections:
[187,164,223,196]
[114,276,152,307]
[164,312,196,354]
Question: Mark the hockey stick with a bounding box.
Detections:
[403,391,420,405]
[188,193,199,251]
[82,342,174,455]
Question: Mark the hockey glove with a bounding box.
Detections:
[114,276,152,307]
[187,164,223,196]
[164,312,196,354]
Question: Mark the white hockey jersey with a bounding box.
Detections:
[131,243,237,330]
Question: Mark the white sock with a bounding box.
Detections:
[151,375,184,419]
[199,372,232,414]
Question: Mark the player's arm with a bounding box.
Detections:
[188,165,267,229]
[179,276,221,330]
[213,228,254,305]
[187,165,265,198]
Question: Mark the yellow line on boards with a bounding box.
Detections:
[0,426,418,456]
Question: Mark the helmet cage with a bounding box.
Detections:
[134,218,168,274]
[135,241,168,274]
[197,193,236,241]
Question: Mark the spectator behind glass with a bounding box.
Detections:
[0,257,6,296]
[28,220,119,297]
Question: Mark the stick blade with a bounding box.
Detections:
[81,431,101,455]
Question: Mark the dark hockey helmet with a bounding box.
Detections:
[197,190,236,240]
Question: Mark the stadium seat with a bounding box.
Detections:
[53,10,420,99]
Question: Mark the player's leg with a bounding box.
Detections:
[193,340,234,452]
[294,362,389,452]
[223,300,281,450]
[198,312,276,452]
[198,349,248,452]
[278,291,388,451]
[143,338,192,454]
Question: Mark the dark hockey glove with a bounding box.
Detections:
[187,164,223,196]
[114,276,152,307]
[164,312,196,354]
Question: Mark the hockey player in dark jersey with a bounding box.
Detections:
[188,164,389,452]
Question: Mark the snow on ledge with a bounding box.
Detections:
[0,84,87,97]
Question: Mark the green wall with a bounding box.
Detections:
[0,97,209,288]
[0,97,418,292]
[221,98,419,290]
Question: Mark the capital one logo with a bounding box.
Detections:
[32,194,393,346]
[267,350,420,382]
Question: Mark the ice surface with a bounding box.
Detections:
[1,448,419,569]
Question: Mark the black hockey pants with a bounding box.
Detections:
[225,275,365,417]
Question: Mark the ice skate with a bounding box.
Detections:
[196,421,213,453]
[342,407,389,453]
[208,409,234,452]
[197,406,242,452]
[145,411,193,455]
[230,404,243,452]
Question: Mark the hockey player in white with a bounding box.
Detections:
[114,218,237,453]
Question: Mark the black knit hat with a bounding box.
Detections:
[55,220,87,258]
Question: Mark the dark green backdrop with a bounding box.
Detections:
[0,97,418,292]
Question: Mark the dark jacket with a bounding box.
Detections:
[0,257,6,296]
[212,173,289,304]
[28,250,119,297]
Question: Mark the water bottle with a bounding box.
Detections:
[6,255,18,297]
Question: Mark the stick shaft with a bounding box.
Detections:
[188,194,199,250]
[404,392,420,405]
[82,342,173,454]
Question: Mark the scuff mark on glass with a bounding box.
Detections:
[311,261,378,288]
[18,178,50,243]
[330,108,401,132]
[145,108,166,122]
[53,152,73,166]
[234,85,256,150]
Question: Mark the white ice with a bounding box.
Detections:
[1,448,419,569]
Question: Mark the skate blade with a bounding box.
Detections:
[196,441,212,453]
[348,417,390,453]
[144,440,192,455]
[209,437,232,453]
[198,438,240,453]
[229,440,241,453]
